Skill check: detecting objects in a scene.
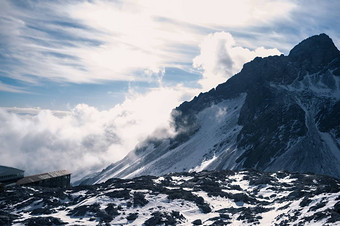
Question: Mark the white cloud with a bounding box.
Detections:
[0,85,198,181]
[0,0,295,84]
[193,32,282,91]
[139,0,295,28]
[0,81,28,93]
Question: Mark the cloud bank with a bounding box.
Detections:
[193,32,281,90]
[0,86,198,181]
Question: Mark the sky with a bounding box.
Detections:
[1,0,340,181]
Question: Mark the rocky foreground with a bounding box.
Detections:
[1,170,340,225]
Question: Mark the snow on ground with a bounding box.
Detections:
[1,170,340,225]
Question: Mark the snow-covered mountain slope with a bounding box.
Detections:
[82,33,340,184]
[1,170,340,225]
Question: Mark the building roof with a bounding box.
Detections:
[16,170,71,185]
[0,165,24,177]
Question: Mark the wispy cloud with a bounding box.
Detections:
[288,0,340,48]
[0,0,296,85]
[0,81,28,93]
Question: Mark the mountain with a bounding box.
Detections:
[1,170,340,225]
[83,33,340,184]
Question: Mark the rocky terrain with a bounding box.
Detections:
[1,170,340,225]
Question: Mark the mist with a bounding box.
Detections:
[0,86,197,181]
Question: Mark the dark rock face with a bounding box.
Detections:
[289,33,340,74]
[236,94,307,168]
[1,170,340,225]
[182,34,340,173]
[171,34,340,177]
[317,100,340,138]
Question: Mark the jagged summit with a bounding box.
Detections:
[289,33,339,58]
[289,33,340,73]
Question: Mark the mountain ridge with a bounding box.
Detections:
[81,33,340,185]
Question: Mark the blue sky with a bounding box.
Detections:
[1,0,339,110]
[1,0,340,179]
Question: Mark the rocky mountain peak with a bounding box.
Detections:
[288,33,340,72]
